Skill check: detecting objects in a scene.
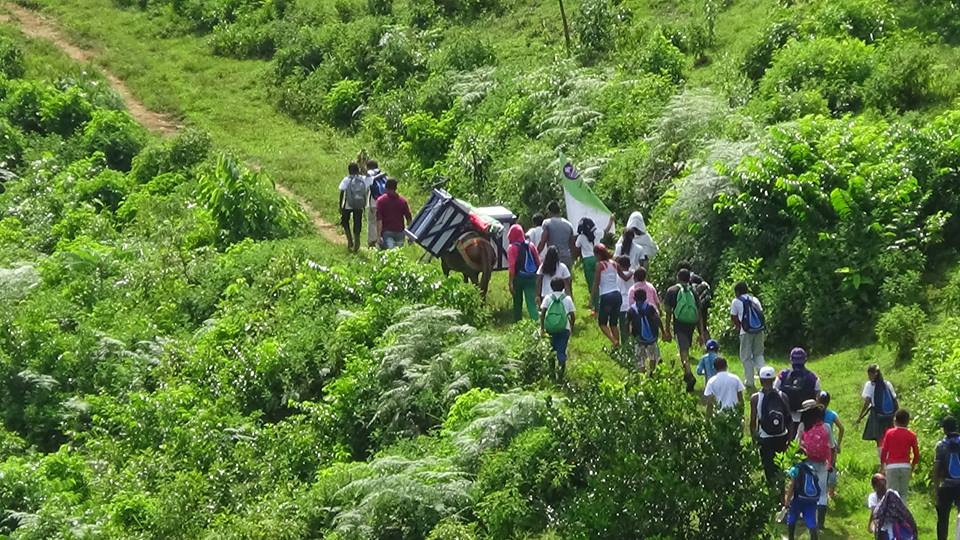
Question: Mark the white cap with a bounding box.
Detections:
[759,366,776,380]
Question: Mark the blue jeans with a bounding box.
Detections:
[549,329,570,364]
[381,231,406,249]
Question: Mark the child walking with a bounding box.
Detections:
[540,277,576,380]
[626,288,663,374]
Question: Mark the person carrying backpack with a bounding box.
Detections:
[339,162,372,252]
[750,366,793,485]
[797,400,835,529]
[880,409,920,502]
[730,281,766,389]
[664,268,705,392]
[627,287,663,373]
[540,277,576,380]
[507,224,541,322]
[784,455,823,540]
[774,347,821,437]
[616,256,635,347]
[857,364,898,457]
[696,339,720,389]
[366,160,388,248]
[933,416,960,540]
[868,473,918,540]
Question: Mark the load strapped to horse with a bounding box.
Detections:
[406,189,516,298]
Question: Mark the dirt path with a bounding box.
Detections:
[0,2,345,245]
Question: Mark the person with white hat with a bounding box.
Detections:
[750,366,792,485]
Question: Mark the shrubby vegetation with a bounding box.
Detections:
[0,40,780,539]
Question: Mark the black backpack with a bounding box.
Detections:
[759,390,790,436]
[780,369,816,412]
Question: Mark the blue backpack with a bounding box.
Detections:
[631,303,657,345]
[946,437,960,480]
[369,170,387,200]
[794,462,821,503]
[874,381,898,418]
[514,242,538,278]
[739,295,765,333]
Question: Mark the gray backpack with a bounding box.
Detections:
[345,175,368,209]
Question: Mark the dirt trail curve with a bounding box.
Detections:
[0,2,344,245]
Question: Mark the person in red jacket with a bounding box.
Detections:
[506,224,541,322]
[879,409,920,502]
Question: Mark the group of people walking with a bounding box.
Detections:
[504,203,960,540]
[338,158,411,252]
[337,169,960,539]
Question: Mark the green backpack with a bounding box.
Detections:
[674,285,699,325]
[544,295,569,334]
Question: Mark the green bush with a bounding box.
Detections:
[2,80,52,132]
[367,0,392,16]
[40,86,94,136]
[0,36,25,79]
[741,19,798,81]
[876,304,927,361]
[80,110,147,171]
[866,39,937,112]
[433,31,495,72]
[760,37,874,119]
[210,18,277,59]
[75,169,132,212]
[198,154,306,244]
[804,0,896,43]
[575,0,623,65]
[323,79,364,126]
[0,119,25,171]
[628,33,686,84]
[130,128,212,183]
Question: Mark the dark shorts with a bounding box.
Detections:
[786,499,818,530]
[673,322,696,353]
[598,291,622,326]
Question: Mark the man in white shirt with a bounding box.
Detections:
[339,162,372,252]
[704,356,745,415]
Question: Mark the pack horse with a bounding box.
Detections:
[406,189,516,298]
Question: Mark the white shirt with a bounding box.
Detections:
[619,273,635,313]
[861,380,896,405]
[614,241,644,270]
[540,292,576,331]
[730,294,763,335]
[575,234,595,258]
[338,175,372,210]
[704,371,745,410]
[867,490,901,538]
[527,226,543,248]
[596,261,620,296]
[537,262,571,297]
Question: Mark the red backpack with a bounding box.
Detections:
[801,422,831,464]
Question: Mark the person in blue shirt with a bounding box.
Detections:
[783,456,822,540]
[697,339,720,387]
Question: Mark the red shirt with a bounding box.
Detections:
[880,426,920,466]
[375,192,411,233]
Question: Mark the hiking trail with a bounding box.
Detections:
[0,2,345,245]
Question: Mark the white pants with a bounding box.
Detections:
[366,206,378,246]
[739,331,765,387]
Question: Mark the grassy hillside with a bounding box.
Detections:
[3,0,960,538]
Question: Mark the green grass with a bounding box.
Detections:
[12,0,360,227]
